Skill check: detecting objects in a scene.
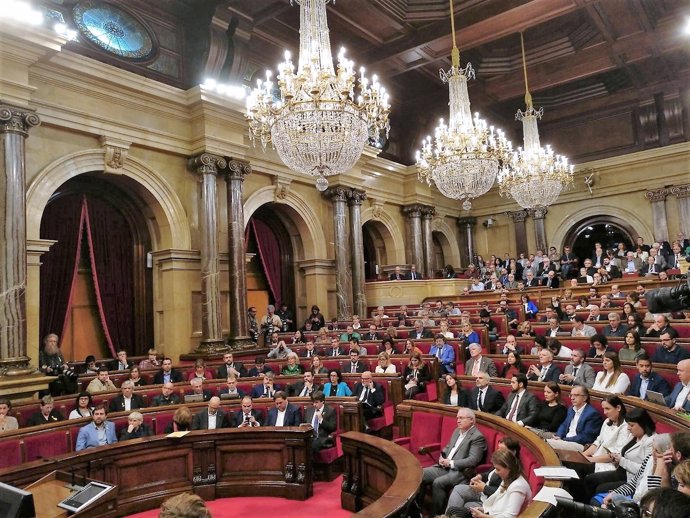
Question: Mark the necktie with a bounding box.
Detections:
[477,391,483,411]
[539,366,548,381]
[312,411,319,435]
[506,394,520,421]
[307,351,312,358]
[572,367,579,380]
[471,360,480,376]
[361,388,369,402]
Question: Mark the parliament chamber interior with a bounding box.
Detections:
[1,0,690,517]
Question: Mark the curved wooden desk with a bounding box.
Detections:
[0,427,313,517]
[340,431,422,518]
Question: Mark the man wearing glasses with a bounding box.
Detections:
[420,408,487,516]
[547,386,603,451]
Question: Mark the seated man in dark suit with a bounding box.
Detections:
[303,391,337,453]
[250,372,282,399]
[218,374,246,399]
[231,396,263,428]
[547,386,603,451]
[246,356,274,377]
[118,411,153,440]
[411,320,434,339]
[289,371,321,398]
[151,382,180,406]
[420,408,488,516]
[527,349,562,383]
[300,341,321,358]
[353,371,385,423]
[109,380,145,413]
[108,349,133,372]
[342,349,367,374]
[627,354,671,400]
[362,324,381,342]
[389,265,405,281]
[152,358,183,385]
[495,374,538,427]
[187,377,212,402]
[26,395,64,427]
[469,372,504,413]
[665,359,690,411]
[216,352,246,379]
[325,337,344,357]
[192,397,227,430]
[266,391,301,427]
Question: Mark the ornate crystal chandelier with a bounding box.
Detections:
[245,0,390,191]
[497,33,573,209]
[415,0,512,211]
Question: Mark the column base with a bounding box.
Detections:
[194,339,230,356]
[0,372,53,401]
[226,336,257,351]
[0,356,36,377]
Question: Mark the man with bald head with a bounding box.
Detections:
[151,382,180,406]
[420,408,487,515]
[192,397,227,430]
[665,359,690,412]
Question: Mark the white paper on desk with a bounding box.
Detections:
[533,466,579,479]
[533,487,574,506]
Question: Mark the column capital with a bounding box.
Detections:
[504,210,529,223]
[323,186,349,202]
[223,157,252,180]
[402,204,424,218]
[347,188,367,206]
[0,103,40,136]
[457,216,477,227]
[645,188,669,202]
[670,184,690,199]
[420,205,436,219]
[188,152,227,175]
[529,207,548,220]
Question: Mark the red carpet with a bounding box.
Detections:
[126,476,351,518]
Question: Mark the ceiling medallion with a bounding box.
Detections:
[73,1,154,60]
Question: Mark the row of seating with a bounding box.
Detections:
[0,397,362,476]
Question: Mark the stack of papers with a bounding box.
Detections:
[534,487,574,505]
[533,466,579,479]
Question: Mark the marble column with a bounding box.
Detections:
[644,188,670,243]
[457,217,477,266]
[188,153,228,354]
[0,104,39,376]
[324,187,352,321]
[671,184,690,238]
[221,158,253,350]
[421,206,436,278]
[402,205,424,272]
[529,208,549,252]
[505,210,529,255]
[348,189,367,318]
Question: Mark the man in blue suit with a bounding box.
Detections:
[666,359,690,411]
[627,354,671,400]
[430,334,456,374]
[266,391,302,427]
[75,405,117,451]
[547,386,603,451]
[250,372,282,399]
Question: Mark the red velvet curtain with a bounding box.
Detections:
[84,198,134,357]
[39,193,84,344]
[250,218,282,305]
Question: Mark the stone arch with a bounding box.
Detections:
[26,149,190,249]
[244,186,326,259]
[430,218,461,267]
[361,206,405,265]
[549,205,654,252]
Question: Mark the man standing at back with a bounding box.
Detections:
[420,408,487,516]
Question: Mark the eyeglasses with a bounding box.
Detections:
[570,393,586,398]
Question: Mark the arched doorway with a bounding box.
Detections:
[363,220,389,280]
[39,174,153,361]
[246,204,297,324]
[564,216,637,264]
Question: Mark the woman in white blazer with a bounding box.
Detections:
[582,395,632,474]
[585,407,655,502]
[464,449,532,518]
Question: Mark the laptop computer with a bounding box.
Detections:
[184,394,204,403]
[646,390,667,406]
[220,392,240,400]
